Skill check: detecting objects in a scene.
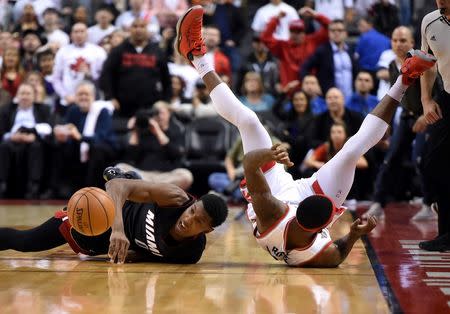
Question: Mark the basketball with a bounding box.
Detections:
[67,187,115,236]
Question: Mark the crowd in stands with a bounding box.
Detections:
[0,0,438,221]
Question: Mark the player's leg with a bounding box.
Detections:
[317,50,436,208]
[175,6,272,154]
[0,217,66,252]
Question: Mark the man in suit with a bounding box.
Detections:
[300,19,358,100]
[0,83,51,199]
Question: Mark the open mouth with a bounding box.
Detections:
[178,220,187,231]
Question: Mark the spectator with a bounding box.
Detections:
[24,71,47,105]
[115,0,160,39]
[238,71,275,112]
[203,0,246,73]
[100,18,171,119]
[109,30,127,49]
[0,31,14,65]
[310,87,364,148]
[273,89,314,174]
[144,0,189,28]
[362,26,435,220]
[375,46,396,100]
[87,5,116,45]
[169,75,190,111]
[369,0,400,37]
[354,15,391,89]
[13,4,44,38]
[252,0,300,41]
[36,48,56,107]
[301,74,327,115]
[202,25,232,79]
[261,7,330,89]
[176,79,217,120]
[314,0,354,22]
[121,100,192,190]
[67,6,89,31]
[20,29,43,72]
[1,46,24,97]
[42,8,69,48]
[168,52,200,99]
[301,19,357,100]
[0,83,52,199]
[346,71,379,116]
[49,81,117,198]
[53,22,107,108]
[13,0,57,26]
[238,34,279,96]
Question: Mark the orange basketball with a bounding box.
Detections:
[67,187,115,236]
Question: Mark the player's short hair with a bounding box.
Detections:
[296,195,335,231]
[200,194,228,227]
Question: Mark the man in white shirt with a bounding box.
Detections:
[314,0,354,21]
[116,0,160,39]
[251,0,299,41]
[88,6,116,44]
[52,23,107,108]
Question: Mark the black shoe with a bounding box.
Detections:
[103,166,142,182]
[419,233,450,251]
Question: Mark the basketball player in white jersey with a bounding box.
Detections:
[418,0,450,251]
[175,6,437,267]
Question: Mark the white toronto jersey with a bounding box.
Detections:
[52,43,107,100]
[241,164,345,266]
[421,10,450,93]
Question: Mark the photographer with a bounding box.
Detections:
[0,83,52,199]
[120,101,193,190]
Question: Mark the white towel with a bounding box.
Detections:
[80,101,114,162]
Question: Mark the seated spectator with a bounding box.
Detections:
[48,81,117,198]
[300,19,357,100]
[0,83,52,199]
[303,121,369,199]
[301,74,327,115]
[238,72,275,112]
[169,75,190,111]
[144,0,189,28]
[310,87,364,148]
[13,0,56,25]
[273,90,314,176]
[202,25,231,79]
[87,5,116,45]
[36,48,56,108]
[168,52,200,99]
[24,71,47,105]
[13,4,44,38]
[175,79,217,120]
[1,47,24,98]
[42,8,69,48]
[121,101,192,190]
[261,7,330,89]
[369,0,400,37]
[20,29,43,72]
[346,71,379,116]
[238,34,279,96]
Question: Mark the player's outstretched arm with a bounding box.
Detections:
[302,216,377,268]
[105,179,189,264]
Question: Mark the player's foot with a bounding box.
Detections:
[419,233,450,252]
[361,202,384,219]
[410,204,437,221]
[103,167,142,182]
[401,49,437,85]
[175,5,206,62]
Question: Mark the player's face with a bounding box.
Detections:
[175,201,214,238]
[436,0,450,11]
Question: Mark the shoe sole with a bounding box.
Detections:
[407,49,437,63]
[175,5,202,60]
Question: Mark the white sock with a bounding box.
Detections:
[386,75,408,102]
[192,56,214,78]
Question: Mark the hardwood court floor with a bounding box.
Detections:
[0,204,389,314]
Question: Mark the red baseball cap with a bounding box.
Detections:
[289,19,305,32]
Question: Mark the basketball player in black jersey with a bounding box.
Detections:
[0,168,228,264]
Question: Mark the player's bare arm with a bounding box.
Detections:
[242,144,294,231]
[105,179,189,264]
[303,217,377,267]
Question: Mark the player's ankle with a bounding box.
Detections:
[192,55,213,79]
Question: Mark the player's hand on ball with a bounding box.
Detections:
[271,143,294,167]
[109,229,130,264]
[350,216,377,237]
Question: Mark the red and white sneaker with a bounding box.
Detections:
[175,5,206,62]
[401,49,437,85]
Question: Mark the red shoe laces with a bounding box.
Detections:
[189,17,203,49]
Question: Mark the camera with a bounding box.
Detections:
[134,108,159,130]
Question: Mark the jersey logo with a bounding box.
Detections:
[430,35,437,41]
[145,211,163,257]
